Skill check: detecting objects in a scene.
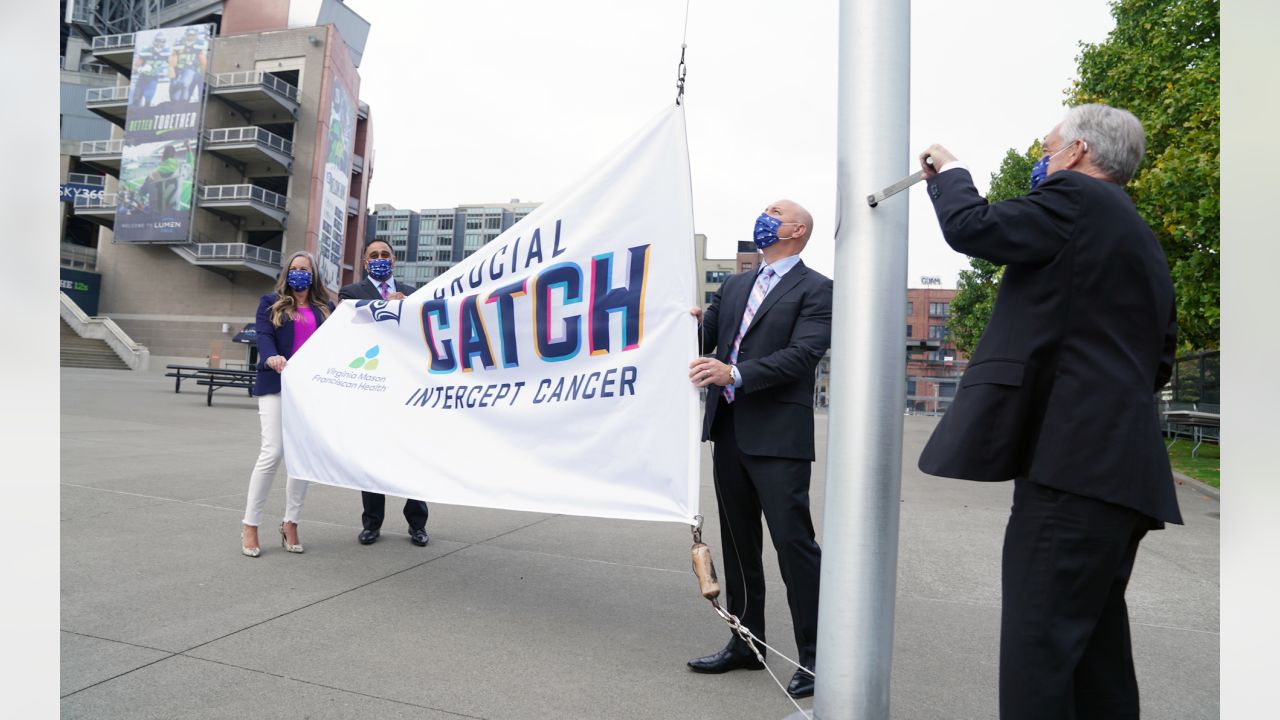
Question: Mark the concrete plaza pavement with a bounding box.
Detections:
[60,365,1220,719]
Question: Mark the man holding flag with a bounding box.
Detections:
[687,199,832,700]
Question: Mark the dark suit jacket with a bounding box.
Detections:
[252,294,336,396]
[338,277,418,302]
[700,259,833,460]
[918,168,1181,524]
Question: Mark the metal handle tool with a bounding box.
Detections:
[867,156,933,207]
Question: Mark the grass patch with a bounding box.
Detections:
[1167,438,1219,488]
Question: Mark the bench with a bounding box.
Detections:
[164,364,212,393]
[165,364,256,406]
[1163,409,1220,458]
[195,370,255,406]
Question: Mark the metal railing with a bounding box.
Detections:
[186,242,282,267]
[86,85,130,103]
[199,184,288,211]
[61,242,99,270]
[80,138,124,156]
[74,192,118,210]
[91,32,136,51]
[67,2,96,26]
[67,173,107,187]
[210,71,300,102]
[205,126,294,156]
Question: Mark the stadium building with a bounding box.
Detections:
[59,0,375,367]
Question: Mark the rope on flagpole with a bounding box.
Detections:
[675,0,690,105]
[690,516,814,718]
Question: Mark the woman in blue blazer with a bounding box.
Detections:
[241,251,336,557]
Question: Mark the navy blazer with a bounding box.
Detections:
[252,293,336,397]
[699,259,833,460]
[917,168,1181,524]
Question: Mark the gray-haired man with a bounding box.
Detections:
[917,103,1182,720]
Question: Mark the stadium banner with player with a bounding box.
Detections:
[282,105,701,524]
[114,24,210,242]
[313,75,357,292]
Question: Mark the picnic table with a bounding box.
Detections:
[1163,409,1220,458]
[164,364,256,406]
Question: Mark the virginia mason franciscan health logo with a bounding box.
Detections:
[312,345,388,393]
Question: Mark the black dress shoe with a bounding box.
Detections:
[687,644,765,674]
[409,528,429,546]
[358,529,380,545]
[786,667,815,698]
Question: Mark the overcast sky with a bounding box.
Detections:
[349,0,1116,288]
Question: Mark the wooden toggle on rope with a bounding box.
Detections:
[689,516,815,718]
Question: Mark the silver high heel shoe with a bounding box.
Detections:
[241,527,261,558]
[280,522,304,554]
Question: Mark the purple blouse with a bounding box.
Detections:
[291,306,318,354]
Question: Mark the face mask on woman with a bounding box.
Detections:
[286,269,312,291]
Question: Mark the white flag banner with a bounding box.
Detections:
[282,105,701,524]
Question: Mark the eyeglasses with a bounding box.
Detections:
[1043,138,1087,158]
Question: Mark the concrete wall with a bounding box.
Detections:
[95,239,271,359]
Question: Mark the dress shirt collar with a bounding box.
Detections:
[761,254,802,278]
[367,276,396,295]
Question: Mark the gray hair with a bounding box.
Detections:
[1058,104,1146,184]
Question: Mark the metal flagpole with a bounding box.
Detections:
[801,0,911,717]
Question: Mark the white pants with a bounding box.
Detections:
[242,393,308,527]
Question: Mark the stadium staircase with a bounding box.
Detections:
[61,318,130,370]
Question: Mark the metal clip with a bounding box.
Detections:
[691,513,703,544]
[675,44,687,105]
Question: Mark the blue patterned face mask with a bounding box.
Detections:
[1029,155,1050,190]
[1030,139,1080,190]
[753,213,785,249]
[286,269,312,291]
[367,258,393,281]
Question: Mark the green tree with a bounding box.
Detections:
[1071,0,1220,350]
[947,141,1041,355]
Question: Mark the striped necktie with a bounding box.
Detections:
[723,266,775,403]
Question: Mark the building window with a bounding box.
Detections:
[466,217,483,230]
[705,270,730,284]
[485,216,502,230]
[906,324,913,337]
[906,301,913,315]
[929,302,950,317]
[438,218,454,230]
[436,250,452,262]
[928,324,949,340]
[394,250,406,261]
[705,291,715,304]
[464,233,485,250]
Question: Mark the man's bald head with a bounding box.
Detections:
[764,199,814,253]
